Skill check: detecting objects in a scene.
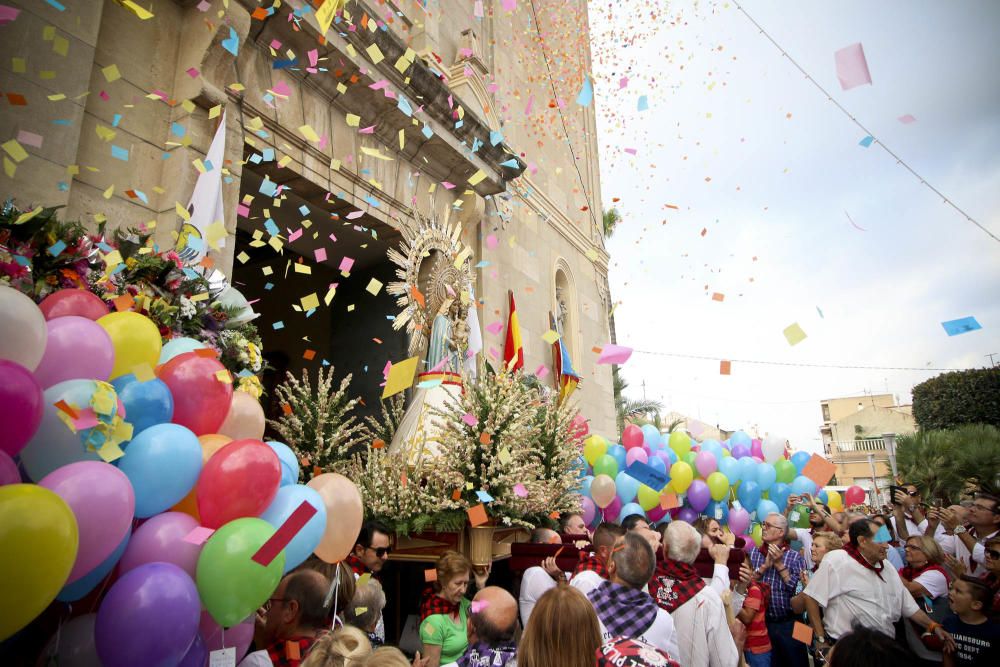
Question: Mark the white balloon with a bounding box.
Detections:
[0,285,47,370]
[42,613,102,667]
[762,435,787,463]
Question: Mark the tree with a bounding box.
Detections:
[912,367,1000,431]
[895,424,1000,503]
[613,366,664,437]
[602,208,622,238]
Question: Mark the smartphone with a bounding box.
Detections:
[889,485,905,505]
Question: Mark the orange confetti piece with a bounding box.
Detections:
[282,403,293,415]
[372,439,386,449]
[410,285,425,308]
[720,360,732,375]
[54,400,79,419]
[479,431,492,445]
[424,568,438,582]
[452,488,462,501]
[193,348,219,359]
[303,349,316,360]
[113,293,134,312]
[712,292,725,302]
[591,346,603,354]
[467,503,489,527]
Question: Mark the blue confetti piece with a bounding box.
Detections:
[489,130,504,146]
[261,148,275,162]
[397,96,413,116]
[170,122,186,137]
[637,95,648,111]
[471,138,482,153]
[273,58,298,70]
[305,308,316,317]
[13,255,30,267]
[110,145,129,161]
[499,158,520,169]
[112,113,123,128]
[859,135,874,147]
[52,119,71,126]
[455,120,463,129]
[299,205,310,216]
[57,181,69,191]
[422,124,433,139]
[97,241,114,252]
[221,27,239,57]
[272,321,285,330]
[264,218,280,236]
[873,525,892,543]
[476,490,494,503]
[45,0,65,10]
[941,316,981,337]
[264,282,274,290]
[576,76,593,107]
[259,176,278,197]
[48,240,67,256]
[202,160,214,172]
[248,153,263,164]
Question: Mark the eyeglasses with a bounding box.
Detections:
[762,522,783,531]
[987,549,1000,560]
[905,490,919,497]
[263,598,287,612]
[367,546,392,558]
[972,503,999,514]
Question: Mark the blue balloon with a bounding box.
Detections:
[57,530,131,602]
[817,490,829,505]
[608,444,627,471]
[730,430,752,449]
[756,499,780,520]
[790,475,818,497]
[112,374,174,435]
[641,424,661,450]
[267,441,299,486]
[790,451,811,474]
[260,484,328,573]
[118,423,202,518]
[701,439,724,460]
[159,337,206,364]
[737,457,758,482]
[663,448,678,465]
[737,480,762,511]
[718,456,740,482]
[579,475,594,498]
[647,455,667,476]
[769,483,791,511]
[755,462,777,491]
[706,500,729,524]
[618,502,646,524]
[616,471,641,504]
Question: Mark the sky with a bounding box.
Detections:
[588,0,1000,451]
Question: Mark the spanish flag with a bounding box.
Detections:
[503,290,524,372]
[550,313,580,404]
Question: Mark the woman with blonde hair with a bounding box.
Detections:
[300,626,371,667]
[900,534,950,602]
[418,551,488,667]
[518,583,602,667]
[363,647,429,667]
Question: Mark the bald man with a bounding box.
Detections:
[444,586,519,667]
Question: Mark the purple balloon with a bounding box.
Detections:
[728,507,750,535]
[119,511,202,580]
[602,496,623,522]
[0,450,20,485]
[96,563,200,667]
[677,507,699,524]
[687,480,711,513]
[731,444,750,459]
[40,461,135,584]
[33,316,114,389]
[0,359,44,457]
[580,496,597,525]
[200,611,254,662]
[177,632,207,667]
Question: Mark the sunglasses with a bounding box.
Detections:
[367,546,392,558]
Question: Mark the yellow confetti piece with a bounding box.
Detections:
[293,263,312,275]
[398,129,405,150]
[277,155,292,168]
[95,125,116,142]
[47,93,66,101]
[2,157,14,179]
[498,447,512,465]
[208,105,222,119]
[97,442,125,463]
[189,292,209,302]
[316,0,338,34]
[541,330,560,344]
[237,251,250,264]
[298,125,320,142]
[336,82,347,95]
[118,0,155,20]
[42,26,56,41]
[181,99,196,113]
[382,356,419,399]
[102,64,121,82]
[783,322,807,346]
[102,184,114,199]
[11,57,25,73]
[192,158,207,174]
[468,170,486,186]
[453,246,471,269]
[175,201,191,220]
[366,44,385,65]
[360,146,393,161]
[366,278,383,295]
[103,250,123,267]
[13,207,44,225]
[301,293,320,311]
[346,114,360,127]
[345,43,357,58]
[215,369,232,384]
[52,36,69,57]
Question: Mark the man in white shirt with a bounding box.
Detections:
[933,493,1000,578]
[650,521,739,667]
[803,518,954,659]
[585,532,680,659]
[518,528,564,627]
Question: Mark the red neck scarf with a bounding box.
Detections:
[900,562,950,585]
[649,558,706,613]
[346,554,369,577]
[845,543,884,581]
[419,585,461,621]
[574,553,609,579]
[266,636,316,667]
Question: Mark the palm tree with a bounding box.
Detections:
[896,424,1000,503]
[602,208,621,238]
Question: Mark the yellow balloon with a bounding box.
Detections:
[751,523,763,547]
[583,435,608,465]
[707,472,730,501]
[96,311,163,380]
[670,461,694,493]
[637,484,661,511]
[0,484,79,640]
[668,431,691,459]
[826,490,843,511]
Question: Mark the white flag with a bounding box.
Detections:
[465,284,483,377]
[178,111,227,263]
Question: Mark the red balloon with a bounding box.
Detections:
[845,485,867,507]
[196,439,280,529]
[158,352,233,435]
[38,289,110,321]
[622,423,644,449]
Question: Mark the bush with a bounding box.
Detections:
[911,367,1000,431]
[896,424,1000,503]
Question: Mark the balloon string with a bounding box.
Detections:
[328,565,342,629]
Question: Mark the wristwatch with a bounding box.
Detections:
[953,525,967,535]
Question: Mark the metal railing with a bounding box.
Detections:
[832,438,886,453]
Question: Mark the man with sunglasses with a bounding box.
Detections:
[890,483,933,539]
[749,513,807,667]
[936,493,1000,578]
[347,520,392,644]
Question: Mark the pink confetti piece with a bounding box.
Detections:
[513,483,528,498]
[99,91,110,101]
[185,67,200,78]
[486,321,503,335]
[524,94,534,115]
[596,343,633,365]
[16,130,43,148]
[287,229,303,242]
[471,600,491,613]
[834,43,872,91]
[71,408,99,431]
[619,77,629,89]
[237,204,250,218]
[269,39,282,49]
[486,234,498,249]
[346,210,365,219]
[339,257,355,272]
[441,181,456,189]
[898,114,916,124]
[624,148,637,155]
[271,80,292,97]
[314,248,327,262]
[534,365,549,378]
[359,125,375,134]
[462,413,479,427]
[182,526,215,545]
[382,359,392,379]
[308,49,318,67]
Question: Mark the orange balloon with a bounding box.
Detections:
[169,434,232,521]
[217,392,265,441]
[307,473,363,563]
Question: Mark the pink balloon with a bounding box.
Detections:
[845,485,866,507]
[40,461,135,584]
[119,512,202,580]
[0,450,20,485]
[200,611,253,661]
[625,447,648,467]
[695,451,718,478]
[750,439,764,459]
[740,535,756,554]
[580,496,597,525]
[602,496,623,522]
[728,507,750,535]
[622,424,644,449]
[34,316,115,388]
[0,359,44,457]
[646,505,667,522]
[39,289,110,321]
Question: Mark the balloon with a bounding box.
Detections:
[622,424,643,449]
[770,483,792,512]
[737,457,758,483]
[774,459,796,484]
[111,373,174,435]
[119,423,202,518]
[677,507,699,524]
[668,431,691,458]
[751,439,764,459]
[58,530,131,602]
[19,379,121,481]
[593,454,619,478]
[590,474,617,509]
[602,496,623,522]
[200,611,254,662]
[39,289,110,321]
[761,435,786,463]
[826,489,843,511]
[647,454,667,476]
[706,500,729,523]
[607,444,627,471]
[757,500,780,520]
[260,484,328,573]
[683,451,697,468]
[578,475,594,498]
[96,563,200,667]
[731,444,750,459]
[701,439,724,461]
[755,462,777,490]
[120,511,202,580]
[750,523,763,547]
[267,441,300,486]
[583,434,608,465]
[96,311,162,381]
[845,485,866,507]
[570,414,589,439]
[0,359,44,457]
[197,439,280,529]
[0,484,79,640]
[197,518,285,627]
[790,451,811,474]
[33,316,115,388]
[580,496,597,524]
[0,285,48,370]
[618,502,646,524]
[646,505,667,523]
[159,337,207,365]
[695,451,717,478]
[641,424,661,450]
[706,472,730,501]
[790,475,818,497]
[718,456,740,482]
[687,480,711,512]
[728,507,750,535]
[40,461,134,584]
[625,447,648,467]
[737,480,762,512]
[177,633,207,667]
[218,391,266,441]
[615,471,640,504]
[307,473,363,563]
[0,450,19,485]
[42,613,101,667]
[817,490,829,505]
[170,434,233,521]
[637,484,661,512]
[730,431,752,449]
[669,461,694,493]
[158,352,233,435]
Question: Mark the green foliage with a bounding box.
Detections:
[912,367,1000,431]
[602,208,622,238]
[896,424,1000,503]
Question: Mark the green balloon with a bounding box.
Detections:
[592,454,619,478]
[774,459,796,484]
[683,451,697,468]
[197,517,285,627]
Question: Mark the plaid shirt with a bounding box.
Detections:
[588,580,660,639]
[574,553,610,579]
[749,543,805,620]
[419,585,461,621]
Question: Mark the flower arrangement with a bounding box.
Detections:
[530,390,587,521]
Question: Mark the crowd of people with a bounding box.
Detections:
[235,484,1000,667]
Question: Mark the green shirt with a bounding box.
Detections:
[419,597,471,664]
